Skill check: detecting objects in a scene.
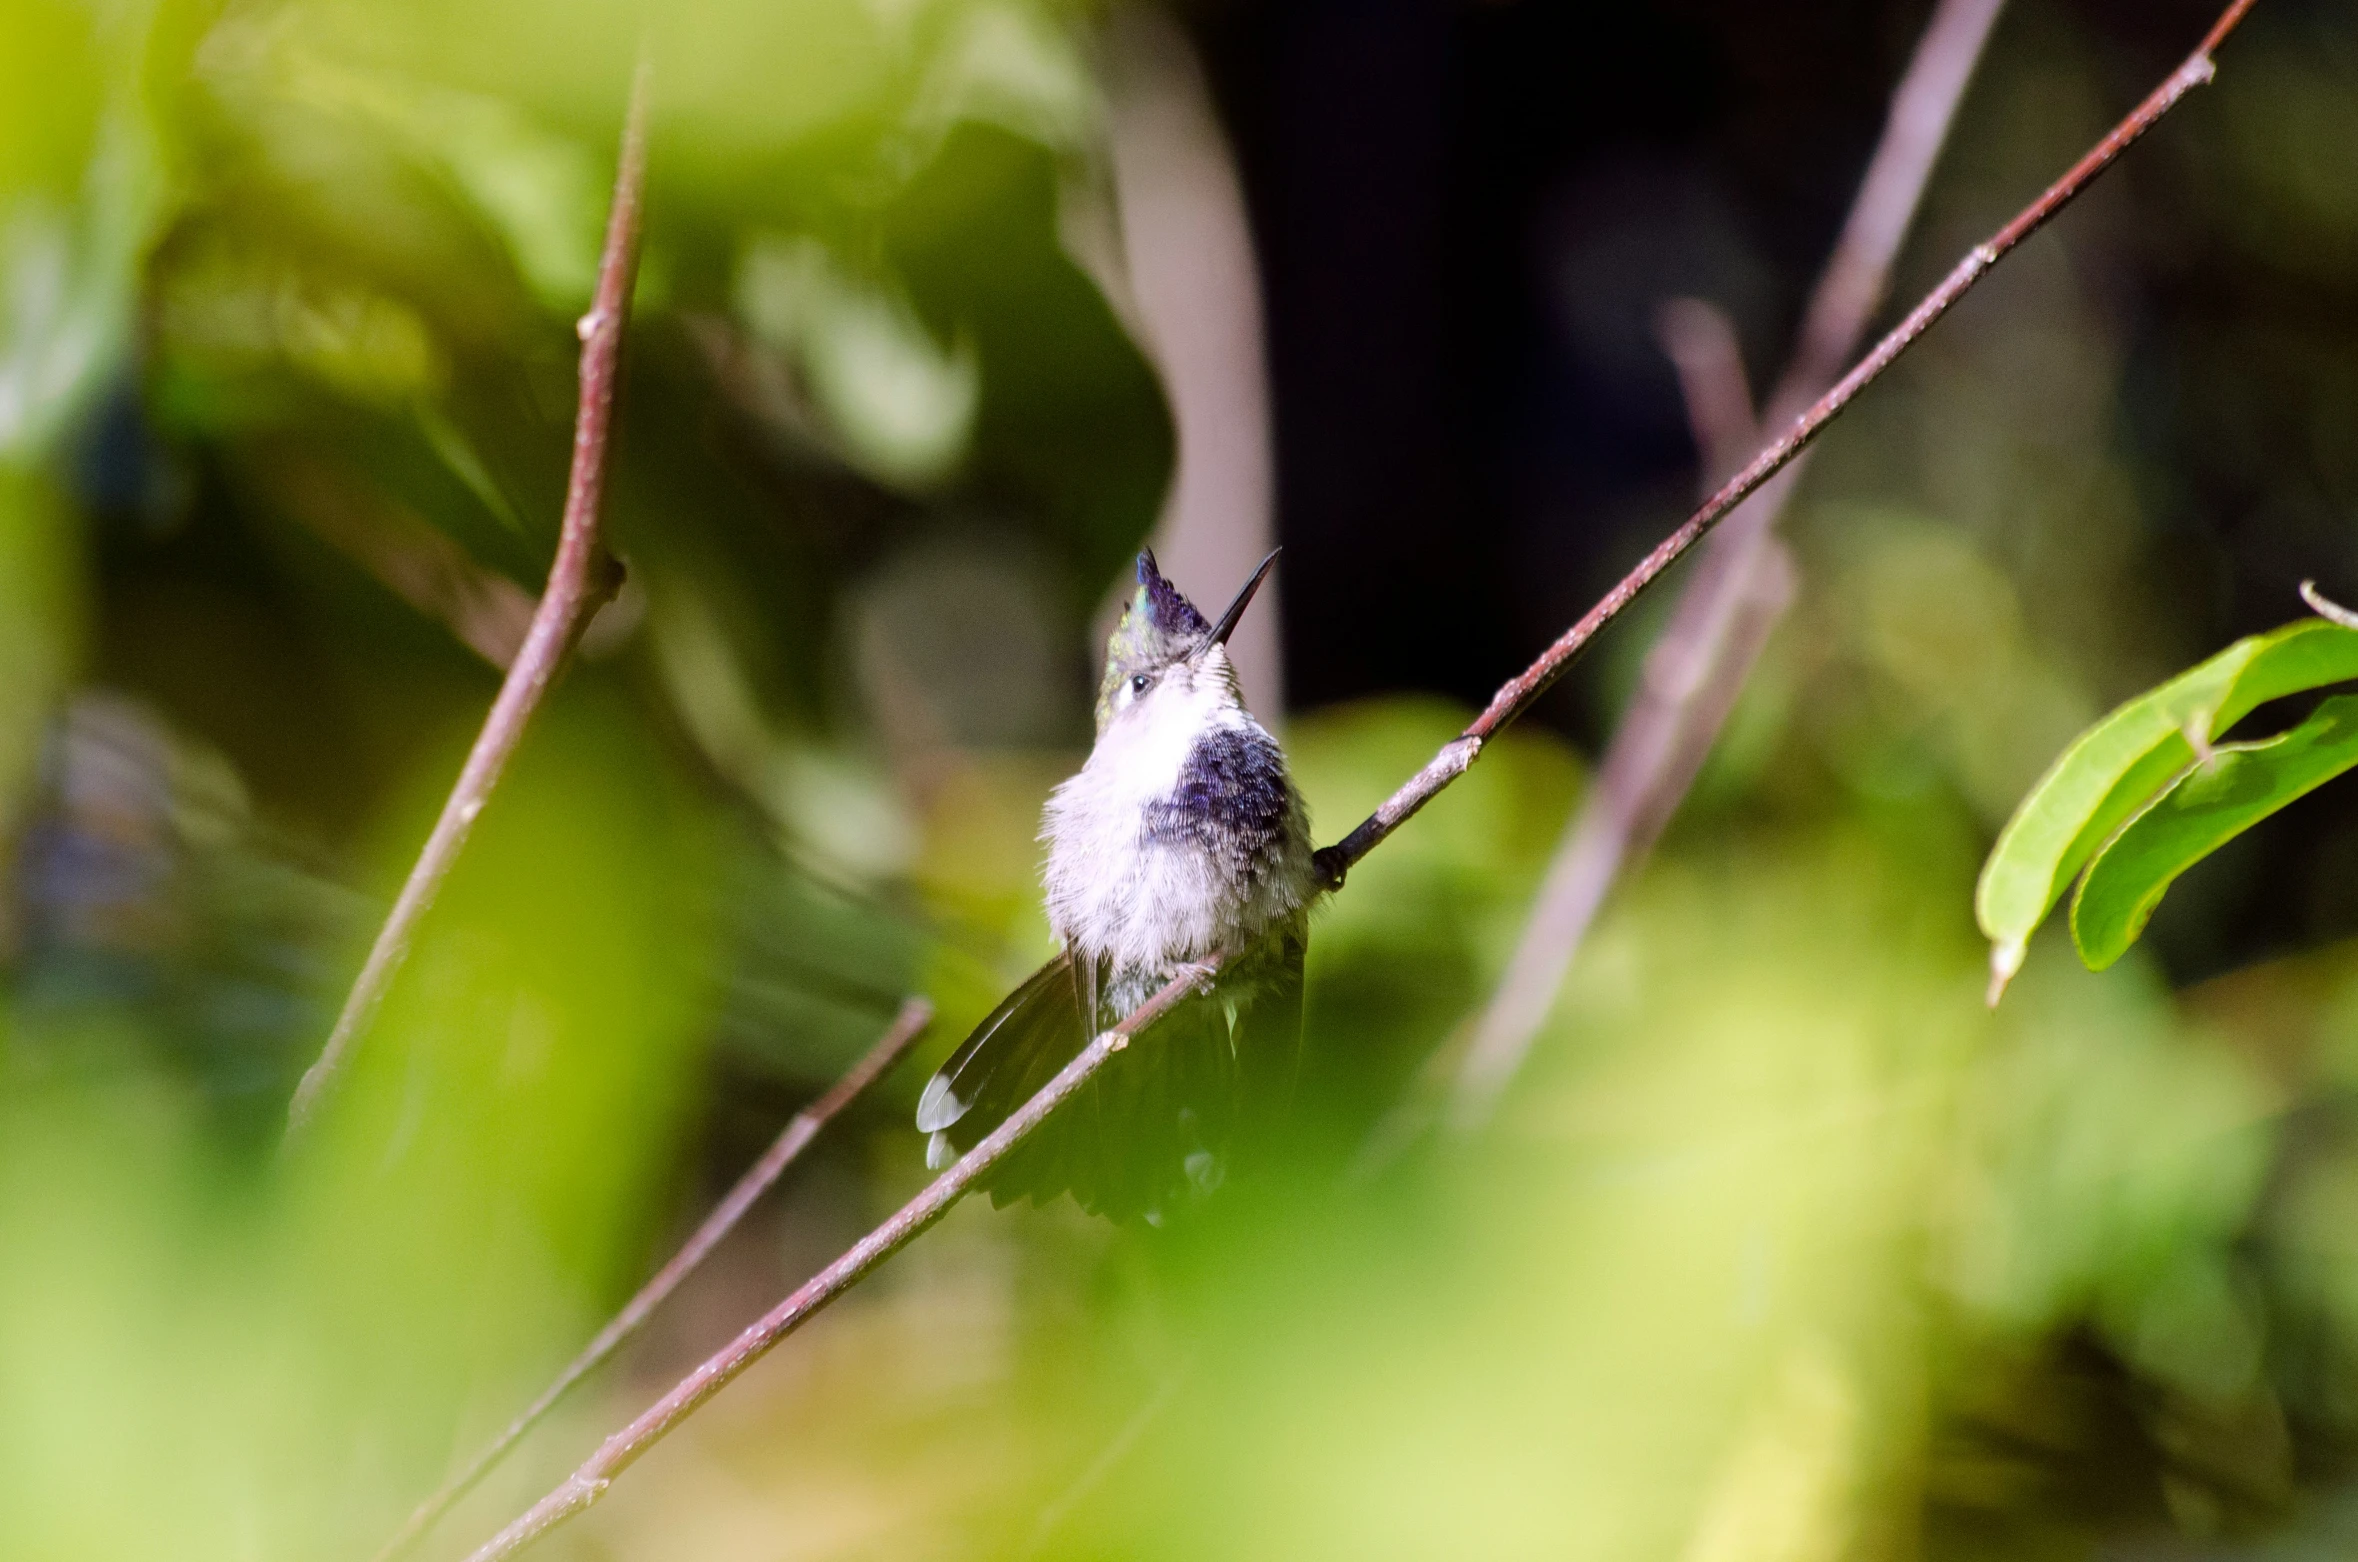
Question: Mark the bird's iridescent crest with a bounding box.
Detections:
[1096,550,1209,726]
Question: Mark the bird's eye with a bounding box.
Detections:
[1130,673,1151,695]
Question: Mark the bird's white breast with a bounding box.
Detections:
[1041,659,1307,975]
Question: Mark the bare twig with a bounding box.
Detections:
[454,961,1220,1562]
[1445,0,2010,1127]
[287,59,654,1132]
[453,5,2263,1551]
[1357,297,1790,1155]
[1655,298,1761,485]
[1020,1362,1192,1559]
[2301,580,2358,631]
[1777,0,2014,405]
[368,999,932,1562]
[1313,0,2253,896]
[1648,298,1797,844]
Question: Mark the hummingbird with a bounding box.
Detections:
[916,549,1314,1222]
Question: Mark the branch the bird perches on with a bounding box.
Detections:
[1447,0,2009,1131]
[430,4,2262,1556]
[368,1001,933,1562]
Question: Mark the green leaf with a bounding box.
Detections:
[735,233,980,491]
[0,76,166,460]
[1976,619,2358,996]
[279,57,605,310]
[2072,694,2358,969]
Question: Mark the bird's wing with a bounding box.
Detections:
[916,923,1310,1223]
[915,948,1086,1135]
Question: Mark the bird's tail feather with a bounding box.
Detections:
[917,935,1304,1223]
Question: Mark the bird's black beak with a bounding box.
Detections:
[1206,548,1281,648]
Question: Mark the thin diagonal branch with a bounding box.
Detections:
[1354,296,1782,1164]
[1021,1362,1192,1559]
[368,998,932,1562]
[1314,0,2253,895]
[288,58,654,1133]
[454,5,2260,1552]
[1446,0,2009,1127]
[455,962,1220,1562]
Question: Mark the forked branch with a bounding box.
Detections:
[456,964,1218,1562]
[1310,0,2257,889]
[288,57,655,1132]
[1447,0,2007,1127]
[457,2,2261,1552]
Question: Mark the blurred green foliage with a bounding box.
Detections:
[3,2,2358,1562]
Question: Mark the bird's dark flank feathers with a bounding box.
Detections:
[1145,725,1294,872]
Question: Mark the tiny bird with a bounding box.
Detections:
[916,549,1314,1222]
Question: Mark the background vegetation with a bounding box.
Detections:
[3,1,2357,1559]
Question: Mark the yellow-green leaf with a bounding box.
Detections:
[2072,694,2358,969]
[1976,619,2358,997]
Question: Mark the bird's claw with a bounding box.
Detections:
[1173,960,1221,996]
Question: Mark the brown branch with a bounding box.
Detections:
[1776,0,2014,408]
[1356,299,1770,1166]
[287,58,654,1132]
[1311,0,2255,895]
[450,4,2265,1550]
[367,998,932,1562]
[453,960,1218,1562]
[1445,0,2010,1127]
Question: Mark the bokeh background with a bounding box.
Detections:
[4,0,2357,1558]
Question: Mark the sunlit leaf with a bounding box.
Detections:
[1976,619,2358,997]
[2071,694,2358,970]
[278,56,605,310]
[735,233,979,490]
[154,243,445,413]
[903,0,1097,158]
[0,65,165,458]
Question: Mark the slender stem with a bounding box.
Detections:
[455,962,1220,1562]
[368,999,932,1562]
[451,3,2265,1551]
[1655,298,1761,484]
[288,59,654,1133]
[1312,0,2256,892]
[1774,0,2013,415]
[1020,1364,1193,1559]
[2301,581,2358,632]
[1444,0,2009,1127]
